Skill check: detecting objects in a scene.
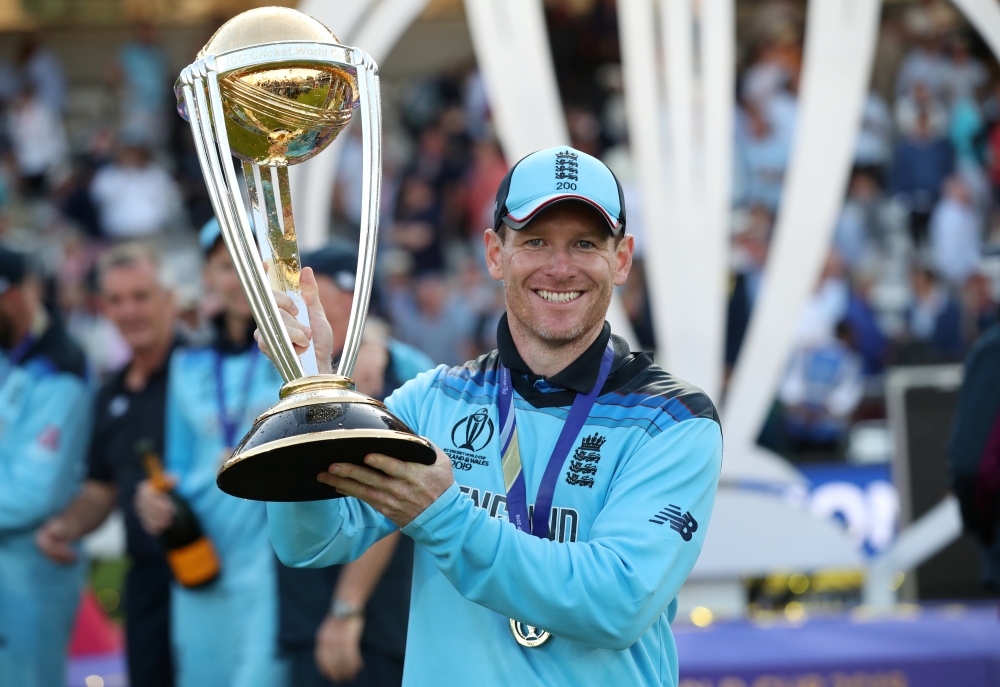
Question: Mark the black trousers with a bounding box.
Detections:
[125,558,174,687]
[286,644,404,687]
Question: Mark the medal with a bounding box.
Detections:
[509,619,551,647]
[497,340,614,647]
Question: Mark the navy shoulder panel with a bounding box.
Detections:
[25,320,87,380]
[613,361,720,427]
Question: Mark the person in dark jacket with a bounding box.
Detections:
[948,320,1000,590]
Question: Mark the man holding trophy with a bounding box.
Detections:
[175,8,721,685]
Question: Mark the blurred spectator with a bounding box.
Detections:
[734,101,792,211]
[854,92,894,170]
[895,81,948,138]
[135,221,286,686]
[796,252,849,347]
[985,110,1000,202]
[948,95,984,165]
[890,108,954,246]
[0,246,91,686]
[463,137,507,239]
[961,272,998,343]
[779,322,865,455]
[844,273,889,376]
[388,270,474,366]
[566,106,602,157]
[36,242,178,687]
[943,35,988,105]
[0,57,19,104]
[904,266,963,361]
[90,143,182,239]
[112,23,169,148]
[895,31,949,102]
[834,169,887,271]
[6,85,68,198]
[391,176,444,273]
[622,261,657,351]
[929,175,982,287]
[16,35,67,114]
[64,264,131,381]
[726,205,772,368]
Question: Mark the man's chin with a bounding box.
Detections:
[529,318,591,347]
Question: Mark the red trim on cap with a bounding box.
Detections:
[506,194,620,229]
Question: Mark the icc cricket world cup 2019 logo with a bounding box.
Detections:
[452,408,495,452]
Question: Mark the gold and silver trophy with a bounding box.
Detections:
[176,7,435,502]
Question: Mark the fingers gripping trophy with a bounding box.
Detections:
[176,7,435,502]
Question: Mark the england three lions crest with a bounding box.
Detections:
[565,433,605,488]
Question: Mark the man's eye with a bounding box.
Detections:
[527,239,543,247]
[579,241,594,249]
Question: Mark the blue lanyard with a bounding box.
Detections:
[0,333,36,389]
[497,341,614,539]
[214,347,260,447]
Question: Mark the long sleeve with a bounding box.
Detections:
[400,417,722,651]
[267,497,398,567]
[0,373,92,531]
[265,365,447,567]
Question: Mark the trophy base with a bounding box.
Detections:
[217,375,436,501]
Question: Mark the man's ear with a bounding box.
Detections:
[484,229,504,282]
[613,234,634,287]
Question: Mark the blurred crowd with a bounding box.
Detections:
[1,0,999,470]
[729,0,1000,461]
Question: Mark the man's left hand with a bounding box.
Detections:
[318,446,454,528]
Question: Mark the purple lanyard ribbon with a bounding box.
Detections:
[0,333,36,388]
[214,347,259,448]
[497,341,614,539]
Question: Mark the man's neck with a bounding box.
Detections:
[225,311,249,346]
[506,313,604,378]
[125,336,171,392]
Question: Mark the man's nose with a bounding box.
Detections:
[544,247,576,277]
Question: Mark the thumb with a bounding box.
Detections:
[299,267,329,323]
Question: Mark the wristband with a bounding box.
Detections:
[330,599,364,620]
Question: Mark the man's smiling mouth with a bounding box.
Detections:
[535,290,582,303]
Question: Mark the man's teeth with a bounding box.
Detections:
[537,290,581,303]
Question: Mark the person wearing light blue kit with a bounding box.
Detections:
[135,220,286,687]
[264,148,723,686]
[0,247,91,687]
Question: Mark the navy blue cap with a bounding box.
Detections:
[302,244,357,293]
[0,246,28,295]
[494,146,626,234]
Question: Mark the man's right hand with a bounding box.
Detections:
[254,266,335,375]
[36,517,78,564]
[315,613,365,683]
[135,479,176,536]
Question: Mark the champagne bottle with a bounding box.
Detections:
[138,441,220,588]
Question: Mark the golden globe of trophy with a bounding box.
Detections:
[175,7,435,502]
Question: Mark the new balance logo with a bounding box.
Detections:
[650,505,698,541]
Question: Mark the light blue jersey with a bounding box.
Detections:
[0,322,91,687]
[268,326,723,686]
[165,331,286,687]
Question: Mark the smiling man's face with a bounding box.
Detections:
[485,203,633,348]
